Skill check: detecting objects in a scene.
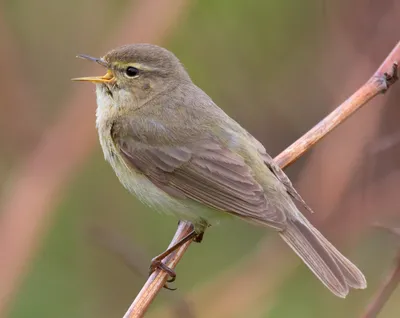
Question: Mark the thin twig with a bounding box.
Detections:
[123,222,194,318]
[274,53,398,168]
[92,227,195,318]
[183,34,398,318]
[125,41,400,317]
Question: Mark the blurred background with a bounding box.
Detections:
[1,0,400,317]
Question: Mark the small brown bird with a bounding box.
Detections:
[74,43,366,297]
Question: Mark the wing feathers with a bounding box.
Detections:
[119,139,286,225]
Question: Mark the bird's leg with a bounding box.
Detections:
[193,231,204,243]
[149,228,203,289]
[192,219,210,243]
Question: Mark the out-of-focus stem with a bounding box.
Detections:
[361,250,400,318]
[0,0,190,316]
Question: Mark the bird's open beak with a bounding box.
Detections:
[72,54,115,84]
[72,70,114,83]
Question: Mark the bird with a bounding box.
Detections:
[73,43,366,297]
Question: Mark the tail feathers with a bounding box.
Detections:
[307,221,367,290]
[279,219,366,298]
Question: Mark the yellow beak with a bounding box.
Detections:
[72,69,114,84]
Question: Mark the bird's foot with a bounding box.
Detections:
[148,223,207,290]
[149,259,177,290]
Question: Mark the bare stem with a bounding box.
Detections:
[123,222,194,318]
[125,41,400,318]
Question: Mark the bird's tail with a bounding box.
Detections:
[279,217,367,298]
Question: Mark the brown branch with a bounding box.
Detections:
[275,49,398,167]
[0,0,189,315]
[123,222,194,318]
[178,32,397,318]
[92,227,195,318]
[127,41,400,317]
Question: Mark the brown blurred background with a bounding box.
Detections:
[1,1,400,317]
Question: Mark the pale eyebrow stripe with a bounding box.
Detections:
[112,62,154,71]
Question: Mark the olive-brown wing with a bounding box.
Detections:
[117,137,286,226]
[245,131,313,214]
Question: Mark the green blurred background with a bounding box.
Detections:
[1,0,400,317]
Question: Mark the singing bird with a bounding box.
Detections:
[74,44,366,297]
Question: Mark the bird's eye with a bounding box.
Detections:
[125,66,139,77]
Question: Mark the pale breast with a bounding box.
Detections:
[93,84,224,227]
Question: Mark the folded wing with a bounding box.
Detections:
[117,136,286,227]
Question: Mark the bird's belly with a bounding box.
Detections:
[99,133,226,229]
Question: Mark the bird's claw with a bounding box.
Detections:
[149,259,177,290]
